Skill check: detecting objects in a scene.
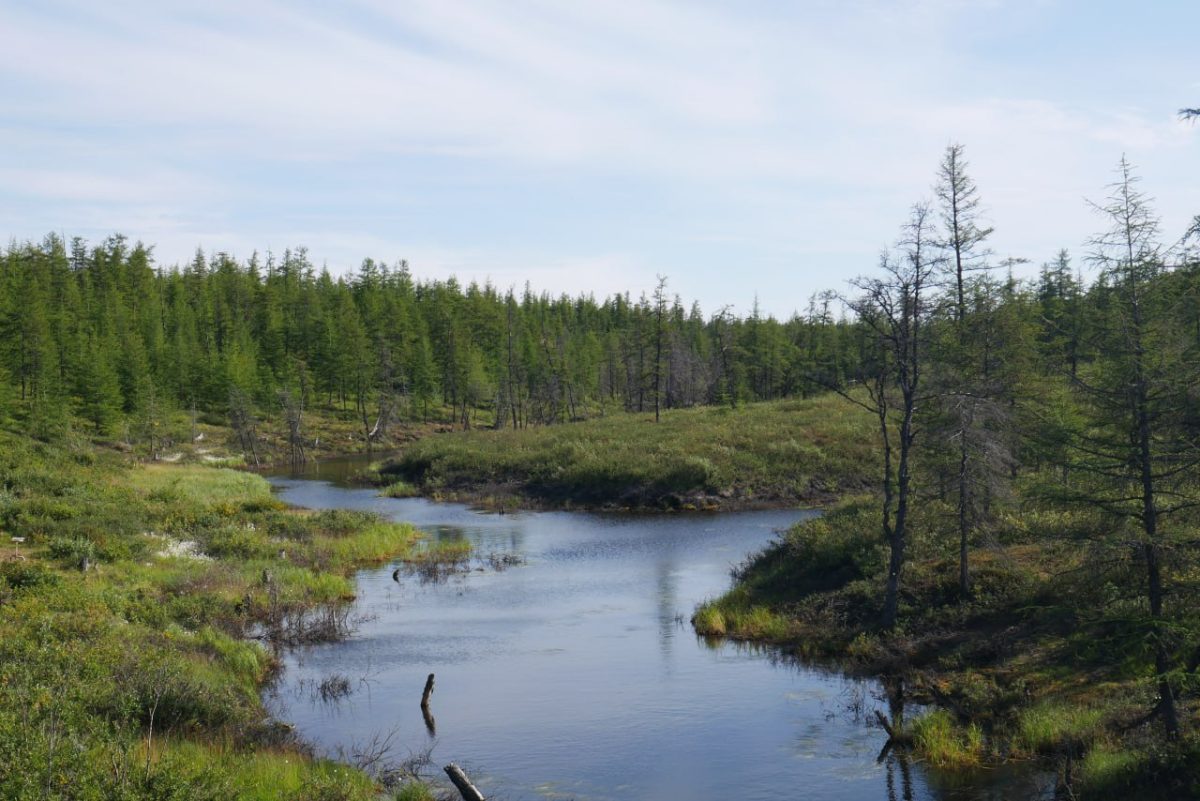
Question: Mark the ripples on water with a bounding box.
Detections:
[264,457,1053,801]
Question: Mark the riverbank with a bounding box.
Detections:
[692,496,1200,799]
[0,427,459,800]
[368,396,877,511]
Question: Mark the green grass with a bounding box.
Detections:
[379,395,876,509]
[0,425,458,799]
[132,463,274,507]
[693,592,795,641]
[152,740,378,801]
[392,783,438,801]
[381,479,420,498]
[910,710,985,769]
[1014,701,1107,756]
[403,537,472,565]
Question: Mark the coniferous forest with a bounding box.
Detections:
[0,231,854,438]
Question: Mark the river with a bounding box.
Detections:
[265,457,1051,801]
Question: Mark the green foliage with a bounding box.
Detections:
[0,560,60,591]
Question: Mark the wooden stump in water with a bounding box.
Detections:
[444,763,485,801]
[420,673,437,735]
[422,705,437,736]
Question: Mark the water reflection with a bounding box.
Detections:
[266,455,1052,801]
[655,557,677,665]
[886,753,916,801]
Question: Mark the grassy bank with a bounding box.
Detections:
[0,427,454,800]
[693,495,1200,798]
[374,396,877,510]
[94,401,455,470]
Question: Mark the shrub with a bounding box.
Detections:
[0,561,60,591]
[47,535,98,565]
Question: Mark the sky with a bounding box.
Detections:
[1,0,1197,318]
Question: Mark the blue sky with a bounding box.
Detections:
[1,0,1197,317]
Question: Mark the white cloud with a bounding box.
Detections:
[1,0,1197,316]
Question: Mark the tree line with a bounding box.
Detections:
[0,235,857,442]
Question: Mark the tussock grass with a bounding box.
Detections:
[381,479,420,498]
[393,782,438,801]
[1014,701,1107,756]
[693,592,795,641]
[152,740,377,801]
[911,710,985,768]
[403,538,471,565]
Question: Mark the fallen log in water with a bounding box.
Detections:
[444,763,485,801]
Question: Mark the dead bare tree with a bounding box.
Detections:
[840,203,938,628]
[280,389,306,466]
[228,387,261,466]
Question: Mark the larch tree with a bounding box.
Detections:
[931,143,1007,598]
[652,275,669,422]
[843,203,938,628]
[1057,157,1198,738]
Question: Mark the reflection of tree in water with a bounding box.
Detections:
[655,557,679,663]
[876,674,915,801]
[885,752,916,801]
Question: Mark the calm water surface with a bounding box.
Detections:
[265,456,1050,801]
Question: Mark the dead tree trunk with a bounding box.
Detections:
[420,672,437,735]
[281,390,306,466]
[444,763,485,801]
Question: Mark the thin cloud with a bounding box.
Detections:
[0,1,1196,316]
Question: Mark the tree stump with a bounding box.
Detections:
[444,763,485,801]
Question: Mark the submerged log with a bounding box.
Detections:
[444,763,485,801]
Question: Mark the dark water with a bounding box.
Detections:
[265,456,1051,801]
